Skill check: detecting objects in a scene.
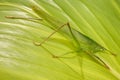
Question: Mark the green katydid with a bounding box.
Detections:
[31,6,116,68]
[6,6,116,80]
[31,7,118,80]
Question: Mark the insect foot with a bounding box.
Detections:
[33,41,42,46]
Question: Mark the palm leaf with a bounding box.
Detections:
[0,0,120,80]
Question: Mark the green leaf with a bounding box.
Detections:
[0,0,120,80]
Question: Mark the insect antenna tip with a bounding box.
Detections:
[5,16,14,19]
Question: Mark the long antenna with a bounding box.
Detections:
[5,16,42,20]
